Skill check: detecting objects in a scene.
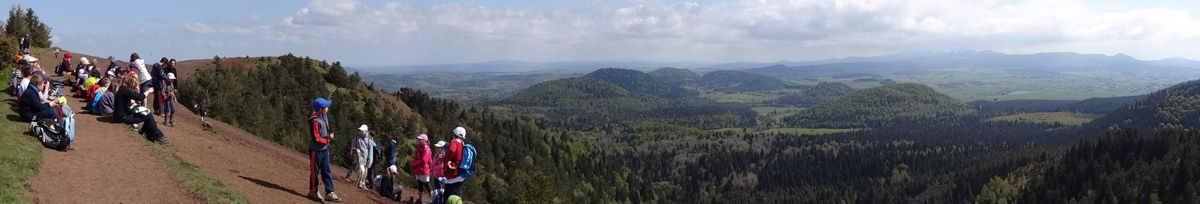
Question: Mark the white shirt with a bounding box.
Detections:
[134,59,151,83]
[17,78,29,96]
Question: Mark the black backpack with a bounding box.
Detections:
[34,118,70,151]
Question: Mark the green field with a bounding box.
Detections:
[986,112,1099,126]
[711,127,859,135]
[0,79,42,203]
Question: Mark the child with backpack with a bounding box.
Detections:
[442,127,476,203]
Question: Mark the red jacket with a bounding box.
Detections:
[444,139,464,179]
[86,84,102,99]
[411,143,431,176]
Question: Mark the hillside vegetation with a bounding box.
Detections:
[772,82,854,106]
[584,68,693,98]
[505,77,655,111]
[696,70,789,92]
[648,67,700,86]
[786,83,971,128]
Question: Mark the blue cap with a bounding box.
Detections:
[312,98,332,112]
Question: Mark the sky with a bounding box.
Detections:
[9,0,1200,66]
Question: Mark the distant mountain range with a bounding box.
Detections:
[353,60,712,74]
[743,50,1200,79]
[353,50,1200,74]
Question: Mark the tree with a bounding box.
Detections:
[4,6,28,39]
[24,8,50,47]
[977,177,1019,204]
[3,5,51,47]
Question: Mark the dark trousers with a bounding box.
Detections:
[120,114,163,141]
[153,93,161,113]
[310,150,335,194]
[23,107,57,122]
[443,181,464,204]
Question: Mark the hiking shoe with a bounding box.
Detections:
[308,192,323,201]
[326,192,342,202]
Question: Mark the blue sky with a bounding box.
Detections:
[8,0,1200,66]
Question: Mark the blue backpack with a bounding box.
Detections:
[459,144,477,178]
[89,90,105,113]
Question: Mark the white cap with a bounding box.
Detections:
[453,127,467,139]
[167,73,176,80]
[358,124,369,131]
[22,54,36,62]
[80,57,90,65]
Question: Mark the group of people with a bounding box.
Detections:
[9,49,181,148]
[12,53,75,149]
[307,98,476,203]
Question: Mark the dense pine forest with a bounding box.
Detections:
[180,54,1200,203]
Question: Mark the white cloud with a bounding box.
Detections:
[181,0,1200,65]
[183,22,214,33]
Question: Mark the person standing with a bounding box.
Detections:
[308,98,341,202]
[19,34,28,53]
[443,127,468,203]
[412,133,432,203]
[379,133,400,199]
[431,140,448,204]
[162,74,178,127]
[150,58,166,115]
[349,125,373,189]
[129,53,151,94]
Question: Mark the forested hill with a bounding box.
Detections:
[647,67,700,86]
[772,81,854,106]
[1015,80,1200,203]
[177,54,602,203]
[584,68,693,98]
[785,83,971,128]
[696,70,789,92]
[1080,79,1200,135]
[503,77,651,111]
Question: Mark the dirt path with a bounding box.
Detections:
[158,106,423,203]
[26,61,200,203]
[27,50,426,203]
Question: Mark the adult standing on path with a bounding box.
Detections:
[308,97,342,202]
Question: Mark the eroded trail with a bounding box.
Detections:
[26,67,199,203]
[26,51,424,203]
[157,106,411,203]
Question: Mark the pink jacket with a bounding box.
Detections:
[411,143,432,176]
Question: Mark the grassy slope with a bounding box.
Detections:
[0,83,42,203]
